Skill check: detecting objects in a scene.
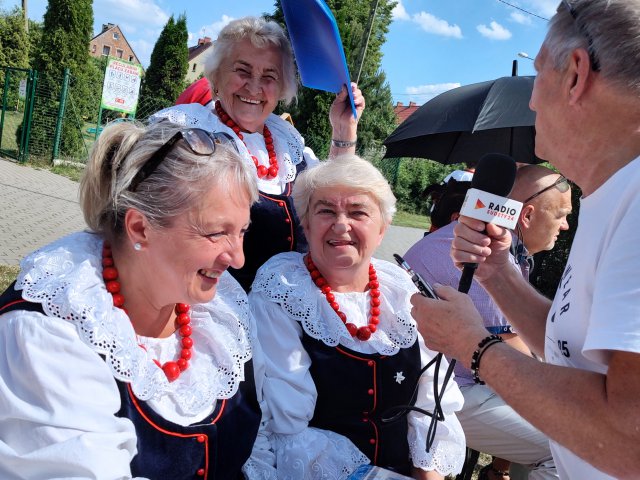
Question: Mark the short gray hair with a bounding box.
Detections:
[544,0,640,94]
[205,16,298,105]
[80,121,258,242]
[292,155,396,227]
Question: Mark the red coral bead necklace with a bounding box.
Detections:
[214,100,278,180]
[102,243,193,382]
[304,254,381,341]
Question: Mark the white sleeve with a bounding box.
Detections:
[242,310,277,479]
[249,292,369,478]
[249,292,316,435]
[407,332,466,476]
[303,146,320,168]
[0,310,140,480]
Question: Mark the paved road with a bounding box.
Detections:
[0,158,424,266]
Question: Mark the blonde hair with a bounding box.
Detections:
[205,16,298,105]
[292,155,396,226]
[79,121,258,242]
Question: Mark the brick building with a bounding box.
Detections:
[393,101,419,125]
[90,24,140,65]
[186,37,213,83]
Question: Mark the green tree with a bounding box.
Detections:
[138,14,188,118]
[0,6,30,69]
[29,0,95,159]
[269,0,398,159]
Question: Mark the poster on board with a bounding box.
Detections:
[100,58,142,115]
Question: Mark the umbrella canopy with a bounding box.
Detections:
[383,75,541,165]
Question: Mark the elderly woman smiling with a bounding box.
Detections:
[249,156,466,479]
[153,16,366,291]
[0,121,276,479]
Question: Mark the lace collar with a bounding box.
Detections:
[15,231,253,415]
[150,103,306,185]
[252,252,418,355]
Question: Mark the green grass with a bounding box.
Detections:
[50,162,85,182]
[392,210,430,230]
[0,265,20,293]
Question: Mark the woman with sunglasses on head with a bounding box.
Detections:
[0,121,277,479]
[153,16,365,292]
[249,155,465,480]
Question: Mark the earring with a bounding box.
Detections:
[134,242,142,251]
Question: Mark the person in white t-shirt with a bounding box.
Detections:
[409,1,640,478]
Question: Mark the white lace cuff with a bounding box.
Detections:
[408,416,466,476]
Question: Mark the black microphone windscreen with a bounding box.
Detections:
[471,153,517,197]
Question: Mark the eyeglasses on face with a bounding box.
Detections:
[560,0,600,71]
[524,176,570,204]
[129,128,238,192]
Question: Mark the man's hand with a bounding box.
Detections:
[451,216,513,283]
[410,286,488,367]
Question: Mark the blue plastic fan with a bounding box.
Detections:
[281,0,357,118]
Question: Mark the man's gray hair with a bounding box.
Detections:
[544,0,640,94]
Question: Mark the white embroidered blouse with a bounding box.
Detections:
[0,232,276,479]
[248,252,466,479]
[150,103,319,195]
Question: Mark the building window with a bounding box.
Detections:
[102,45,111,56]
[91,44,96,53]
[117,49,123,58]
[192,63,197,72]
[129,55,134,62]
[113,32,120,40]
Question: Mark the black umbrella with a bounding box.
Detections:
[383,75,540,164]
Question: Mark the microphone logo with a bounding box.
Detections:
[461,188,523,229]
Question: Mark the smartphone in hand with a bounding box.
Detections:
[393,254,439,300]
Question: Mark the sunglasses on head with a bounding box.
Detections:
[129,128,238,192]
[524,176,570,204]
[560,0,600,71]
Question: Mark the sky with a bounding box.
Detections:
[3,0,559,105]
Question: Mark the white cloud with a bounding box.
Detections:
[94,0,169,29]
[524,0,558,18]
[412,12,462,39]
[392,0,410,21]
[392,2,462,39]
[477,21,512,40]
[510,11,532,25]
[199,15,235,41]
[406,82,460,103]
[129,38,154,68]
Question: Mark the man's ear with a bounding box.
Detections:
[124,209,150,248]
[566,48,593,105]
[519,204,535,229]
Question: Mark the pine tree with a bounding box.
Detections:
[0,6,30,69]
[29,0,96,159]
[270,0,397,159]
[0,6,30,117]
[138,14,189,118]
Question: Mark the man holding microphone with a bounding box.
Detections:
[410,1,640,478]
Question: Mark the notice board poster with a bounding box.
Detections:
[101,58,142,115]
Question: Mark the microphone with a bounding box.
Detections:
[457,153,520,294]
